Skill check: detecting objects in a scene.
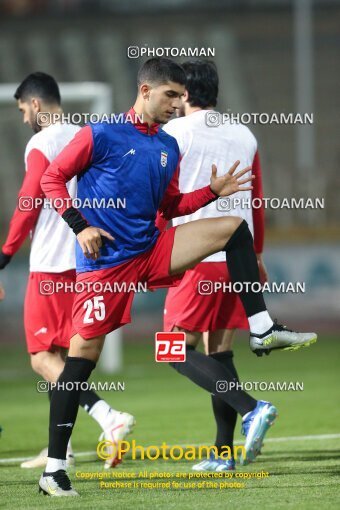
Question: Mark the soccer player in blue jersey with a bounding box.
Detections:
[38,58,316,496]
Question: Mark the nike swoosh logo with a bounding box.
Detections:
[34,327,48,336]
[57,423,73,428]
[46,480,57,495]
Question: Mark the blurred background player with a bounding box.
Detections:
[160,60,274,470]
[0,72,135,470]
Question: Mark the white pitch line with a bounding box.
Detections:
[1,433,339,465]
[254,433,340,443]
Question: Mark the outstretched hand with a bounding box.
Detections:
[210,160,254,197]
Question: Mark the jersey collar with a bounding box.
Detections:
[125,107,159,135]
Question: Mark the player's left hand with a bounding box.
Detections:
[77,226,114,261]
[210,161,254,197]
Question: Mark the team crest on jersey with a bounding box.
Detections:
[160,150,168,167]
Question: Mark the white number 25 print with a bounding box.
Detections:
[83,296,106,324]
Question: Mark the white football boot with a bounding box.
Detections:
[38,470,79,496]
[250,320,317,357]
[99,412,136,469]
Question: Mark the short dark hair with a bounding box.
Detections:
[181,60,218,108]
[137,58,186,87]
[14,72,61,105]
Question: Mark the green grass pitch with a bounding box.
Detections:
[0,334,339,509]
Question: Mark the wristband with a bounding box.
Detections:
[62,207,89,236]
[0,251,12,270]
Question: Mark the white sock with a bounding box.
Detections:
[45,457,67,473]
[248,311,273,335]
[88,400,118,430]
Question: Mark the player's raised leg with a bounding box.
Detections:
[170,217,317,355]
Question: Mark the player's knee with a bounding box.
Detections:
[70,343,101,363]
[208,329,235,354]
[224,215,243,234]
[223,218,253,253]
[69,334,104,363]
[30,352,45,376]
[214,216,243,250]
[80,347,101,363]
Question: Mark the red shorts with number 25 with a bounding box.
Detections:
[71,227,183,339]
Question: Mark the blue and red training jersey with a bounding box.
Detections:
[41,109,217,273]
